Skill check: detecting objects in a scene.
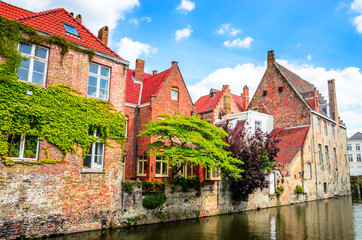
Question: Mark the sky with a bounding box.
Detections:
[3,0,362,137]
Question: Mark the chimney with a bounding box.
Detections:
[328,79,339,123]
[242,85,249,110]
[98,26,109,46]
[152,70,158,75]
[70,12,74,17]
[172,61,178,67]
[267,50,275,66]
[222,85,231,115]
[134,59,145,82]
[76,14,82,23]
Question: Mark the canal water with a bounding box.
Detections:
[52,195,362,240]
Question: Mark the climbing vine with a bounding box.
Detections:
[0,65,126,162]
[0,16,95,71]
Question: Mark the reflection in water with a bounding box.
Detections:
[51,195,361,240]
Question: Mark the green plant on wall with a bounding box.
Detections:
[142,192,167,209]
[172,175,203,196]
[295,185,304,194]
[275,186,285,198]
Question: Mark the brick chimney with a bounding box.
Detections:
[328,79,339,123]
[267,50,275,66]
[70,12,74,17]
[152,70,158,75]
[242,85,249,110]
[172,61,178,67]
[134,59,145,82]
[76,14,82,23]
[98,26,109,46]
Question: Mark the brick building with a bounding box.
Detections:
[248,50,351,199]
[124,59,195,181]
[0,2,129,238]
[195,85,249,124]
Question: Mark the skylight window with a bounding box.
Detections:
[63,22,79,37]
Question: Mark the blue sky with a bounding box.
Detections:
[4,0,362,136]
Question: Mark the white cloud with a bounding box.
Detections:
[189,59,362,136]
[217,23,241,37]
[307,54,312,61]
[177,0,195,14]
[351,0,362,33]
[3,0,140,33]
[175,26,193,42]
[129,16,152,26]
[223,37,254,48]
[141,16,152,23]
[117,37,158,68]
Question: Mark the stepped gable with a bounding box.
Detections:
[349,132,362,140]
[0,2,120,58]
[271,125,310,167]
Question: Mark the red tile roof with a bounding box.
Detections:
[271,125,310,167]
[125,68,171,105]
[0,2,121,58]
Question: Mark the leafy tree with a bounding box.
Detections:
[221,122,280,201]
[139,113,243,179]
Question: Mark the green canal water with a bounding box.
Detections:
[52,195,362,240]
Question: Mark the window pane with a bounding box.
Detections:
[138,161,143,174]
[19,42,32,55]
[83,155,92,168]
[17,68,29,81]
[33,60,45,73]
[8,135,21,158]
[87,86,97,97]
[34,46,47,59]
[99,89,108,100]
[100,79,108,89]
[95,156,103,166]
[20,58,30,69]
[155,162,161,174]
[162,162,168,175]
[89,63,98,74]
[32,72,44,85]
[100,66,110,77]
[88,76,97,87]
[24,136,37,158]
[63,23,79,36]
[95,142,104,156]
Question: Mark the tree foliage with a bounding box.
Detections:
[222,122,280,201]
[139,113,243,179]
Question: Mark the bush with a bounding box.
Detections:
[142,193,167,209]
[172,176,202,196]
[122,180,134,194]
[276,186,285,198]
[142,180,165,194]
[295,185,304,194]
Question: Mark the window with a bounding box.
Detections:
[63,22,79,37]
[333,148,337,167]
[323,121,327,135]
[348,154,353,162]
[17,42,48,86]
[356,144,360,151]
[7,135,39,160]
[255,121,262,131]
[278,87,283,93]
[324,183,327,193]
[347,144,352,151]
[122,154,126,180]
[88,63,110,100]
[171,87,179,100]
[306,163,312,178]
[317,118,321,133]
[191,111,195,116]
[125,119,129,138]
[318,144,323,166]
[137,156,148,176]
[155,156,169,177]
[325,146,329,166]
[83,130,104,172]
[357,154,361,162]
[205,166,221,180]
[263,90,267,96]
[175,164,196,178]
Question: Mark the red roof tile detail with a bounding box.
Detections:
[0,2,121,58]
[0,1,33,20]
[125,68,171,105]
[271,125,310,166]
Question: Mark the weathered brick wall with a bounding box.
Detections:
[248,64,311,128]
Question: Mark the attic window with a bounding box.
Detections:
[171,87,179,100]
[279,87,283,93]
[207,106,211,110]
[210,89,215,98]
[63,22,79,37]
[263,90,267,97]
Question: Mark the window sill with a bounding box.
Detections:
[81,170,105,174]
[137,174,147,177]
[87,95,110,102]
[3,159,39,164]
[155,175,169,178]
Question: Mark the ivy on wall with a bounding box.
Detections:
[0,16,125,163]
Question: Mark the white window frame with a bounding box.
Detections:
[357,154,361,162]
[175,163,196,178]
[205,166,221,180]
[83,131,104,172]
[137,155,148,176]
[17,42,49,86]
[155,156,169,177]
[171,87,179,100]
[87,63,110,100]
[7,134,39,161]
[255,121,262,131]
[356,144,360,151]
[125,119,128,138]
[347,144,352,151]
[306,163,312,178]
[348,154,353,162]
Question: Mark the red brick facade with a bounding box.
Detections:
[124,60,195,181]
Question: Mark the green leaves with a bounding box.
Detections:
[0,66,126,158]
[139,113,243,179]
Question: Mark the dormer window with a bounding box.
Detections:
[207,106,211,110]
[63,22,79,37]
[263,90,267,97]
[210,89,215,98]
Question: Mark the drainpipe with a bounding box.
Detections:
[132,106,140,178]
[311,114,318,198]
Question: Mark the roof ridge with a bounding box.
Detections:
[0,1,34,15]
[15,8,64,21]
